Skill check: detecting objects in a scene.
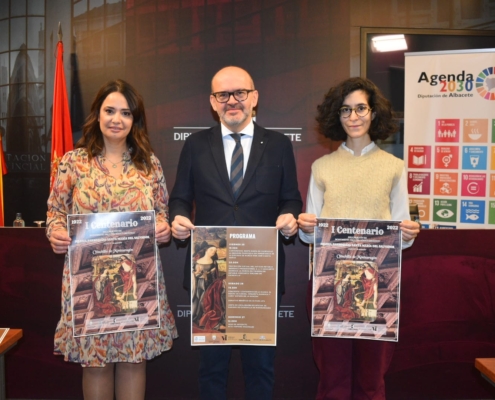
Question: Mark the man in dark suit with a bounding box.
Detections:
[169,66,302,400]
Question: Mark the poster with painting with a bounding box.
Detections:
[67,211,159,337]
[312,218,402,342]
[191,226,278,346]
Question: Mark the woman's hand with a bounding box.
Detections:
[156,221,171,244]
[400,220,421,242]
[297,213,317,234]
[49,229,71,254]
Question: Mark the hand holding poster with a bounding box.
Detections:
[191,226,278,346]
[312,218,402,342]
[67,211,159,337]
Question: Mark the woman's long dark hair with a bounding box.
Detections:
[76,79,153,173]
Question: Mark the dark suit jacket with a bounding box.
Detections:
[169,123,302,292]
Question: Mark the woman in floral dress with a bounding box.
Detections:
[46,79,178,399]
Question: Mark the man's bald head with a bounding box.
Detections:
[211,66,255,92]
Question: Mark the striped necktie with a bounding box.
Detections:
[230,133,244,198]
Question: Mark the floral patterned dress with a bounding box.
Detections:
[46,147,178,367]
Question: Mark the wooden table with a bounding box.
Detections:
[0,329,23,400]
[475,358,495,387]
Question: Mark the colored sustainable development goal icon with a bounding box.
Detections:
[476,66,495,100]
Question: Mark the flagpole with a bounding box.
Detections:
[0,132,7,226]
[50,22,73,192]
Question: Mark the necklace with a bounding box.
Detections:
[103,156,124,168]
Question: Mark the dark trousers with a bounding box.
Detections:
[198,344,276,400]
[307,280,395,400]
[313,337,395,400]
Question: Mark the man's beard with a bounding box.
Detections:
[221,104,250,128]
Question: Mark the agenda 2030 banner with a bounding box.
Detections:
[404,48,495,228]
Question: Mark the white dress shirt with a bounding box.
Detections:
[221,120,254,178]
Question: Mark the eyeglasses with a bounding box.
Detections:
[211,90,255,103]
[339,105,372,118]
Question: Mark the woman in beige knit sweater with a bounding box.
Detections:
[298,77,420,400]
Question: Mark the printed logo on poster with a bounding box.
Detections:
[324,321,387,335]
[489,201,495,225]
[408,172,431,195]
[435,119,459,142]
[408,146,431,168]
[461,173,487,197]
[460,200,485,224]
[415,65,495,101]
[434,173,458,196]
[417,70,475,98]
[463,119,488,143]
[476,66,495,100]
[490,174,495,198]
[461,146,487,170]
[409,197,430,221]
[433,199,457,222]
[434,146,459,169]
[432,224,457,229]
[490,147,495,170]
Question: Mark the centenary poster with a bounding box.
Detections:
[67,211,159,337]
[404,48,495,228]
[312,218,402,342]
[191,226,278,346]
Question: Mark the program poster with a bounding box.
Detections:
[405,48,495,228]
[312,219,402,342]
[191,226,278,346]
[67,211,159,337]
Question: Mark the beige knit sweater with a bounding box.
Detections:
[312,145,404,220]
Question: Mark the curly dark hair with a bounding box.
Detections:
[75,79,154,173]
[315,77,398,141]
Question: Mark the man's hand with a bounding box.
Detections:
[49,229,71,254]
[297,213,317,234]
[171,215,195,240]
[400,220,420,242]
[276,213,298,237]
[156,221,171,243]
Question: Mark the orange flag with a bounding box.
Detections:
[50,40,73,191]
[0,133,7,226]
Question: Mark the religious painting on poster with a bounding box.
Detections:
[312,218,402,342]
[191,226,278,346]
[67,211,159,337]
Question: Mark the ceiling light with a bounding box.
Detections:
[371,34,408,52]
